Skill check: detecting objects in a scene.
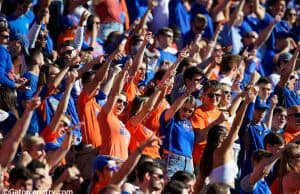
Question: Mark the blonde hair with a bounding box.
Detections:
[22,135,45,151]
[279,143,300,192]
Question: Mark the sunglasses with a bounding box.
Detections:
[1,34,9,39]
[290,113,300,118]
[182,107,194,114]
[207,93,221,99]
[164,33,173,38]
[117,99,127,106]
[38,35,47,40]
[288,13,296,16]
[223,91,232,95]
[151,173,164,179]
[62,49,74,56]
[290,75,296,80]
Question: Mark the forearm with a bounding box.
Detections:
[48,67,70,90]
[74,26,84,50]
[255,20,276,48]
[0,109,33,166]
[28,22,41,48]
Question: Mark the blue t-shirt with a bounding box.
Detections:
[262,49,276,76]
[40,88,82,145]
[190,3,214,40]
[239,121,271,178]
[156,49,177,68]
[0,112,17,135]
[18,72,38,102]
[125,0,148,22]
[220,23,243,55]
[259,13,291,50]
[7,10,34,36]
[169,0,191,36]
[274,86,300,108]
[160,110,195,157]
[17,72,40,135]
[0,44,15,88]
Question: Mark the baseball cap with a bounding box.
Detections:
[93,155,110,172]
[81,42,94,52]
[10,33,29,55]
[61,15,78,30]
[255,99,270,110]
[278,52,292,63]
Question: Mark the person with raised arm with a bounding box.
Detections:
[160,82,201,178]
[195,88,256,192]
[97,58,132,161]
[274,43,300,108]
[77,52,113,150]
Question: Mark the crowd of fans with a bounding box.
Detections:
[0,0,300,193]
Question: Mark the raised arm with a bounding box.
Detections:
[219,89,256,153]
[102,58,132,114]
[48,71,77,133]
[47,65,70,92]
[265,95,278,129]
[227,0,245,29]
[0,97,41,167]
[110,135,161,185]
[77,55,105,78]
[129,32,153,81]
[248,149,283,186]
[134,0,157,35]
[164,83,199,122]
[277,44,300,88]
[254,15,280,49]
[84,54,113,96]
[128,82,166,127]
[253,0,266,20]
[46,124,79,169]
[210,0,231,21]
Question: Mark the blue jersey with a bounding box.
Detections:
[274,86,300,108]
[0,45,15,88]
[160,110,195,157]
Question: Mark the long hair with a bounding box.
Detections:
[129,95,148,117]
[199,125,227,178]
[0,86,19,118]
[278,143,300,193]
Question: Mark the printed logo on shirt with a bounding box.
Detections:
[120,122,131,137]
[48,96,59,111]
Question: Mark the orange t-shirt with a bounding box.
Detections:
[77,90,102,149]
[143,98,170,134]
[191,106,222,165]
[282,127,300,144]
[126,121,160,159]
[98,110,131,160]
[123,78,139,103]
[40,125,60,143]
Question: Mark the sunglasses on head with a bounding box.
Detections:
[117,99,127,106]
[207,93,221,99]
